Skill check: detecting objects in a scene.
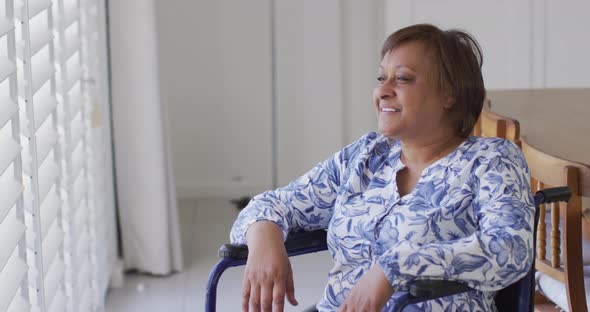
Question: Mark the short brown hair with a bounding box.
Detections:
[382,24,485,137]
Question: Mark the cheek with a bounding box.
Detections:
[372,88,380,108]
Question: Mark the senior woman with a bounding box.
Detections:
[230,24,534,312]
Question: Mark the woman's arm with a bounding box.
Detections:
[230,132,380,245]
[231,132,382,312]
[377,141,535,292]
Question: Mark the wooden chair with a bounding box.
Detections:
[471,99,489,136]
[521,136,590,312]
[473,100,521,147]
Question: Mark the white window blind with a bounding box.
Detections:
[0,1,29,311]
[0,0,29,311]
[0,0,115,311]
[80,0,117,307]
[54,0,114,310]
[81,0,117,303]
[16,0,65,310]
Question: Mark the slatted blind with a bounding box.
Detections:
[16,0,65,310]
[1,0,115,311]
[0,0,30,310]
[79,0,117,307]
[53,0,94,310]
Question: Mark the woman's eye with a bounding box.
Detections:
[396,75,412,82]
[377,76,386,82]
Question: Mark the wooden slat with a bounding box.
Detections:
[0,17,14,38]
[42,220,63,273]
[535,260,565,283]
[64,6,80,28]
[28,0,52,20]
[29,16,53,57]
[0,137,20,177]
[35,120,58,166]
[38,159,58,203]
[551,202,560,268]
[33,90,58,132]
[534,303,561,312]
[0,210,25,272]
[31,52,55,94]
[67,64,82,92]
[0,58,16,84]
[536,178,547,260]
[43,257,64,309]
[0,248,28,312]
[6,291,30,312]
[0,178,23,224]
[479,108,521,147]
[523,137,590,196]
[525,138,589,312]
[0,97,17,130]
[48,288,65,312]
[40,188,60,238]
[562,170,587,311]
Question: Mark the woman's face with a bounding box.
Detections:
[373,41,453,140]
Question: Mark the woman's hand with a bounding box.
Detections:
[338,265,394,312]
[243,221,299,312]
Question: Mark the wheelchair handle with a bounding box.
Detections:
[219,244,248,259]
[534,186,572,205]
[219,229,328,260]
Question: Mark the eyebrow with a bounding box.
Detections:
[378,64,416,71]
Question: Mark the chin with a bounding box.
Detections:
[377,126,400,139]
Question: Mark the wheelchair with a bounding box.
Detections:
[206,187,572,311]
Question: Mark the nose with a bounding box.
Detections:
[375,79,396,101]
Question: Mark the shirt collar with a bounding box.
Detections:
[387,136,475,169]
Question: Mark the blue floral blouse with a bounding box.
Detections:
[230,132,534,312]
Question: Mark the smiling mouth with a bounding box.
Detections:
[381,107,400,112]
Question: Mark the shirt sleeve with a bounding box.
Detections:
[376,140,535,292]
[230,132,379,245]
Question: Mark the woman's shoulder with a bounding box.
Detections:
[356,131,394,145]
[468,136,521,155]
[335,132,397,167]
[342,132,395,154]
[465,136,528,168]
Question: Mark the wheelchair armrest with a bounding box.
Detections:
[219,229,328,259]
[407,279,473,299]
[534,186,572,204]
[390,280,474,312]
[219,244,249,259]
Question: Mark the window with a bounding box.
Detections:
[0,0,115,310]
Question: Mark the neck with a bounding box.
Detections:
[400,132,464,168]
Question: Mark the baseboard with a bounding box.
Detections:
[108,258,125,288]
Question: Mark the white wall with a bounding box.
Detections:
[161,0,590,197]
[159,0,381,196]
[109,0,182,274]
[156,0,273,197]
[384,0,590,89]
[275,0,382,185]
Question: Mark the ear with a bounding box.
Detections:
[442,95,455,110]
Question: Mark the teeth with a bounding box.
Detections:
[381,107,400,112]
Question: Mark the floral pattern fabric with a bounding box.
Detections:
[230,132,534,312]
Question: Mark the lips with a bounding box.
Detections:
[380,107,400,112]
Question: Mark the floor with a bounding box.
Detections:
[105,197,333,312]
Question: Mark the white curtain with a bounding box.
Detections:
[108,0,182,275]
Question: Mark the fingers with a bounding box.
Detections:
[242,277,251,312]
[261,282,273,312]
[250,285,260,312]
[250,284,261,312]
[285,268,298,306]
[272,283,286,312]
